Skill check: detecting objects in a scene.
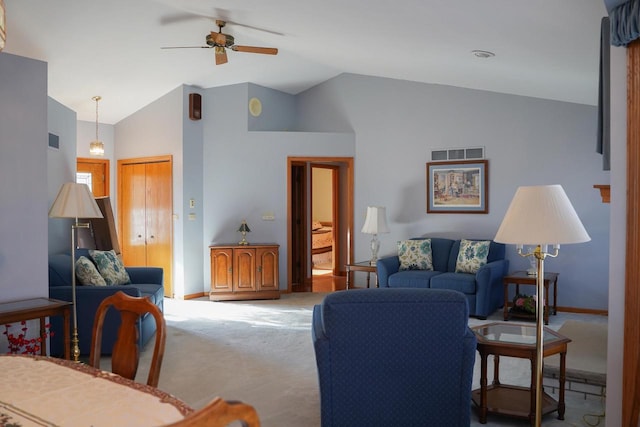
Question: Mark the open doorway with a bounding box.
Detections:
[287,157,354,293]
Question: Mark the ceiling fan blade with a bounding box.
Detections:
[213,8,284,36]
[231,46,278,55]
[215,47,228,65]
[161,46,212,49]
[159,13,205,25]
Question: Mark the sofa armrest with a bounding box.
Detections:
[474,259,510,318]
[126,267,163,285]
[376,256,400,287]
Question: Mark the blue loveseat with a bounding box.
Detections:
[377,237,509,318]
[48,249,164,356]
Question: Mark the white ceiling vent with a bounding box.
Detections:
[431,147,484,161]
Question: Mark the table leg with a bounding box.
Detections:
[39,317,47,356]
[553,277,559,315]
[558,351,567,420]
[503,282,509,321]
[544,281,550,325]
[479,352,488,424]
[366,272,370,289]
[346,266,351,290]
[493,355,501,385]
[63,307,71,360]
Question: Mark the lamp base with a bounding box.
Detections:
[238,231,249,245]
[72,328,80,363]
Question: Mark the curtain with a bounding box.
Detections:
[610,0,640,46]
[597,17,611,171]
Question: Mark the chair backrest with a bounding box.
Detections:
[89,291,166,387]
[162,397,260,427]
[312,288,476,427]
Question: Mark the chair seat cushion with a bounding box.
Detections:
[429,272,476,294]
[388,270,442,288]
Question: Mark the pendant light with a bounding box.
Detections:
[89,96,104,156]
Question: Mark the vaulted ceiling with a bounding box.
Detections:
[4,0,607,124]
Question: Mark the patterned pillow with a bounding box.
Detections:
[455,239,491,274]
[89,250,131,286]
[75,256,107,286]
[398,239,433,271]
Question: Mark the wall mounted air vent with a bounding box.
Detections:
[48,133,59,149]
[431,147,484,161]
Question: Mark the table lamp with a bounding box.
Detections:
[361,206,390,265]
[238,220,251,245]
[49,183,103,362]
[494,185,590,426]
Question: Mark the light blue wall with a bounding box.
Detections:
[0,53,48,301]
[202,83,354,290]
[247,82,297,131]
[297,73,610,310]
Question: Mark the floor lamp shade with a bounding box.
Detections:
[494,185,590,245]
[49,183,103,219]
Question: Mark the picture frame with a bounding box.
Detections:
[426,159,488,214]
[0,0,5,52]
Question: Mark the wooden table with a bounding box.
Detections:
[0,297,72,359]
[345,261,378,289]
[503,271,559,325]
[0,354,193,426]
[471,322,571,425]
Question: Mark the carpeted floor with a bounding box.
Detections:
[133,292,607,427]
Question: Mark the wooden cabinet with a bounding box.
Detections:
[209,244,280,301]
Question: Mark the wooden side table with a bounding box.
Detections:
[503,271,559,325]
[471,322,571,425]
[0,298,72,360]
[345,261,378,289]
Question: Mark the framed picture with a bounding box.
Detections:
[0,0,5,52]
[426,159,488,214]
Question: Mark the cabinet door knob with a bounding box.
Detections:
[228,267,233,273]
[137,234,142,238]
[257,266,262,273]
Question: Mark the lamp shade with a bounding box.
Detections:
[238,221,251,233]
[494,185,590,245]
[49,183,103,219]
[361,206,390,235]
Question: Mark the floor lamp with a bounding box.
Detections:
[49,183,103,362]
[494,185,590,426]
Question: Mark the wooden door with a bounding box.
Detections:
[210,248,233,292]
[234,248,256,292]
[289,163,307,290]
[77,158,109,197]
[257,246,279,291]
[119,155,173,297]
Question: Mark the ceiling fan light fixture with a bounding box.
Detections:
[89,96,104,156]
[471,50,495,59]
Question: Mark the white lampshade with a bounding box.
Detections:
[361,206,390,235]
[495,185,590,245]
[49,183,103,219]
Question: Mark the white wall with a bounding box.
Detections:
[297,73,610,310]
[0,53,48,300]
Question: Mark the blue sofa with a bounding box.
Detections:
[48,249,164,356]
[312,288,476,427]
[377,237,509,319]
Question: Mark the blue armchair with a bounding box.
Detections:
[312,288,476,427]
[48,250,164,356]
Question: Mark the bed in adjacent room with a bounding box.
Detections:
[312,221,333,270]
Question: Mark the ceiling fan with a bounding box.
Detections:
[161,20,278,65]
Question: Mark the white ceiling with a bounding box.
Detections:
[3,0,607,124]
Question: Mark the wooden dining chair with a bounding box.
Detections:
[89,291,166,387]
[163,397,260,427]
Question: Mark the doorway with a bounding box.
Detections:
[287,156,354,293]
[77,157,109,197]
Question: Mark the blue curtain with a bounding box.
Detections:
[610,0,640,46]
[597,17,611,171]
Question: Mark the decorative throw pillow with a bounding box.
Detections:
[398,239,433,271]
[455,239,491,274]
[312,221,323,231]
[75,256,107,286]
[89,249,131,286]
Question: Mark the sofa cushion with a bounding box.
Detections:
[75,256,107,286]
[89,249,131,286]
[430,272,477,294]
[134,283,165,306]
[455,239,490,273]
[398,239,433,271]
[388,270,442,288]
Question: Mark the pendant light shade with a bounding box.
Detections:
[89,96,104,156]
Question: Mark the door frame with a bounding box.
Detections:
[77,157,110,197]
[286,156,354,293]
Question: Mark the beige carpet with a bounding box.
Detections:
[132,292,607,427]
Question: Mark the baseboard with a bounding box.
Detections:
[557,306,608,316]
[183,292,206,300]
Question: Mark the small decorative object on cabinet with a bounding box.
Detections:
[209,244,280,301]
[237,220,251,245]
